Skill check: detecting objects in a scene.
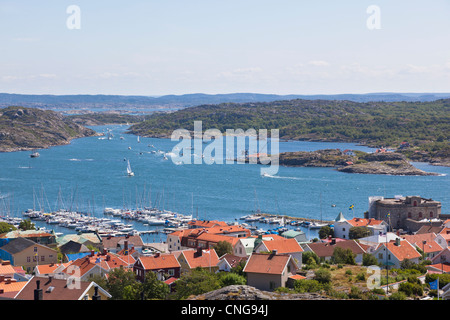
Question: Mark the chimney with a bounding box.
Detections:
[103,248,107,255]
[0,276,4,283]
[331,238,336,245]
[395,238,401,246]
[92,286,101,301]
[91,250,95,257]
[196,247,203,257]
[34,280,43,301]
[154,252,160,258]
[124,240,128,251]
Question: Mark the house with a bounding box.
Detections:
[0,275,27,299]
[133,253,181,282]
[254,238,303,268]
[243,252,298,291]
[372,239,421,269]
[61,250,135,281]
[172,227,246,252]
[435,228,450,249]
[217,254,247,272]
[401,233,444,260]
[0,237,58,273]
[427,247,450,274]
[14,275,111,300]
[443,282,450,300]
[101,235,144,253]
[234,238,256,257]
[177,248,219,274]
[59,240,91,256]
[280,230,308,244]
[34,262,72,279]
[357,232,401,251]
[0,260,16,278]
[302,239,367,264]
[333,217,387,239]
[56,232,103,250]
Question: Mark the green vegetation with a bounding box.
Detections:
[0,222,16,234]
[67,113,151,125]
[128,98,450,162]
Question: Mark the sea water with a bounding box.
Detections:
[0,125,448,241]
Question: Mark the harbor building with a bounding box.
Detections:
[367,196,442,233]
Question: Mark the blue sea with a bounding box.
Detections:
[1,125,449,242]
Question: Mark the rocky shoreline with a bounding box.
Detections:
[0,107,99,152]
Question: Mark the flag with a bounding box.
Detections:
[95,258,101,264]
[349,205,354,210]
[429,279,438,290]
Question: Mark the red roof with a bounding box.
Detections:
[261,238,303,254]
[181,249,219,269]
[243,253,292,275]
[138,254,180,270]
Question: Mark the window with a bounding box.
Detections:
[41,256,45,262]
[378,253,383,260]
[168,269,175,276]
[413,201,417,206]
[430,212,433,218]
[27,257,31,263]
[408,212,412,218]
[419,212,423,218]
[34,247,38,252]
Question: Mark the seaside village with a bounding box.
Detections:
[0,195,449,300]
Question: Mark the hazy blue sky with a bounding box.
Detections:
[1,0,449,95]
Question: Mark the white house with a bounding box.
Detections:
[254,238,303,268]
[333,216,388,240]
[372,239,421,269]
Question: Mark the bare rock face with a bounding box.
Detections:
[188,285,331,300]
[0,106,98,152]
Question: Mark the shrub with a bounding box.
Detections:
[294,279,323,293]
[398,282,423,297]
[389,292,407,300]
[314,268,332,284]
[356,272,366,282]
[362,253,379,267]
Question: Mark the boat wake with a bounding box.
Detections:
[261,173,305,180]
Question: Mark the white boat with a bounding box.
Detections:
[127,160,134,176]
[30,151,40,158]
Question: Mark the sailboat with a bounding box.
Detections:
[127,160,134,176]
[308,192,328,229]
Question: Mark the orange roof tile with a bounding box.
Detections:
[243,253,291,275]
[382,240,421,261]
[182,249,219,269]
[261,238,303,254]
[0,264,16,275]
[138,254,180,270]
[347,218,385,227]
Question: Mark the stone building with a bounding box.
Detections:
[367,196,442,232]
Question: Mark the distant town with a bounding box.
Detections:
[0,194,449,301]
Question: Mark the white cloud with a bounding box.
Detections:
[307,60,330,67]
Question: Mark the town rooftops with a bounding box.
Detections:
[219,253,248,268]
[0,276,27,299]
[401,233,443,253]
[188,220,229,229]
[14,276,110,300]
[243,252,291,275]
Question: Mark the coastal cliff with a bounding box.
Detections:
[0,106,98,152]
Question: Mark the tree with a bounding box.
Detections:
[214,241,233,257]
[174,268,221,300]
[19,219,35,231]
[318,226,334,239]
[349,226,371,239]
[302,251,320,265]
[141,271,170,300]
[106,268,141,300]
[362,253,379,267]
[332,247,356,265]
[0,222,16,234]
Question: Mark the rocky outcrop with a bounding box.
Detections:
[188,285,331,300]
[337,160,438,176]
[0,106,98,152]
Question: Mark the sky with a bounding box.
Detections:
[0,0,450,96]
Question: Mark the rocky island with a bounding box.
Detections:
[0,106,99,152]
[275,149,439,176]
